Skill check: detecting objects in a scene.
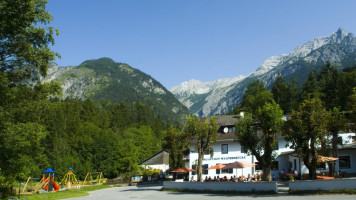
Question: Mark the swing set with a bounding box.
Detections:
[82,172,106,185]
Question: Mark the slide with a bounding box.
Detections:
[44,181,60,191]
[53,181,60,191]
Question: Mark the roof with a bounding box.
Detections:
[214,115,240,141]
[42,168,56,173]
[338,143,356,150]
[139,150,169,165]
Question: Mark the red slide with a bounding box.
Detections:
[44,181,60,191]
[53,181,60,191]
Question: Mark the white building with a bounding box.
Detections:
[188,115,356,181]
[139,150,170,173]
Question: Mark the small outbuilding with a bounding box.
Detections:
[139,150,169,173]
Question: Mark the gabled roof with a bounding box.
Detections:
[192,115,240,141]
[139,150,169,165]
[214,115,240,141]
[215,115,240,126]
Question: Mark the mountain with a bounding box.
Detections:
[171,28,356,116]
[27,58,189,123]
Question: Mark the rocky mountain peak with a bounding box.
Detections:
[335,27,348,37]
[171,28,356,116]
[253,54,288,76]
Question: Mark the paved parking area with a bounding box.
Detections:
[63,185,356,200]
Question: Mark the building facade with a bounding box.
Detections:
[188,115,356,181]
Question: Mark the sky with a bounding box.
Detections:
[47,0,356,89]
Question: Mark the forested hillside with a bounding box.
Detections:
[28,58,190,125]
[0,73,170,181]
[0,71,172,194]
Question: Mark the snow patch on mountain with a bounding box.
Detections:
[171,76,245,97]
[170,75,245,110]
[171,28,356,116]
[251,54,288,76]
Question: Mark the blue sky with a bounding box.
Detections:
[47,0,356,89]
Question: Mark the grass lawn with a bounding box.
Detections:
[10,185,112,200]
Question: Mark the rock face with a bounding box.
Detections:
[171,28,356,116]
[26,58,189,123]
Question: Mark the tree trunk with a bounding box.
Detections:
[328,162,334,177]
[197,152,203,182]
[309,138,317,180]
[262,136,273,182]
[262,166,271,181]
[331,131,338,177]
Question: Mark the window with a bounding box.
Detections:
[241,145,247,153]
[221,164,233,174]
[203,164,209,175]
[221,144,228,154]
[191,165,196,175]
[339,156,351,169]
[352,136,356,143]
[228,127,236,133]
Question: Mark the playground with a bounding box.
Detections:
[16,167,107,197]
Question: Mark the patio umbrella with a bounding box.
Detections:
[206,164,227,170]
[222,161,255,177]
[171,166,195,173]
[315,156,338,174]
[317,155,338,162]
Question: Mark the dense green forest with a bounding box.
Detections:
[0,71,172,194]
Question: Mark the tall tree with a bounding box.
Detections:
[327,107,347,176]
[184,115,218,182]
[0,123,48,191]
[235,102,283,181]
[272,74,300,114]
[240,80,274,115]
[0,0,60,80]
[162,126,189,180]
[318,62,341,110]
[349,88,356,132]
[283,98,329,180]
[301,69,320,101]
[340,66,356,110]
